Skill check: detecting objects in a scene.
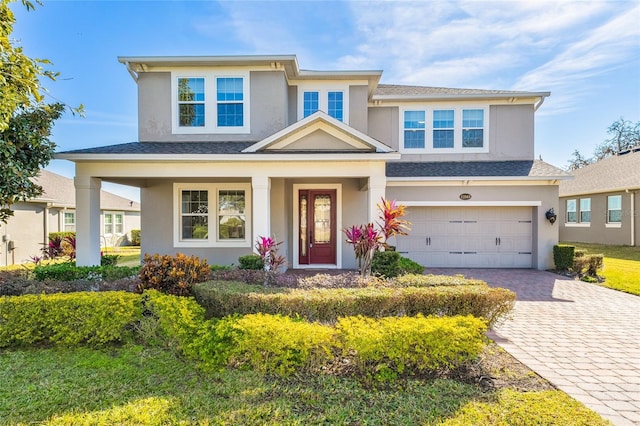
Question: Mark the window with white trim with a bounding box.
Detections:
[400,106,488,153]
[566,199,577,223]
[174,183,251,247]
[607,195,622,223]
[297,83,349,123]
[104,212,124,236]
[303,91,319,117]
[63,211,75,232]
[171,71,249,134]
[327,91,344,121]
[580,198,591,223]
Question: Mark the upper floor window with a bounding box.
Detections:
[328,91,344,121]
[404,111,425,149]
[400,106,488,153]
[580,198,591,223]
[303,91,319,117]
[172,71,250,134]
[297,83,349,123]
[178,78,205,127]
[607,195,622,223]
[216,77,244,127]
[566,199,577,223]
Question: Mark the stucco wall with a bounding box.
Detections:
[368,104,535,162]
[386,184,559,269]
[559,191,637,246]
[349,85,369,133]
[138,71,289,142]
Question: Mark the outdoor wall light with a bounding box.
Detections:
[545,208,557,224]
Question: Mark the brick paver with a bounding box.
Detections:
[430,268,640,426]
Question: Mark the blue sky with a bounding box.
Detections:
[11,0,640,202]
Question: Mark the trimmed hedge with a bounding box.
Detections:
[193,281,515,326]
[371,250,401,278]
[48,231,76,241]
[553,245,575,271]
[0,292,141,347]
[130,229,141,246]
[32,263,139,282]
[238,254,264,270]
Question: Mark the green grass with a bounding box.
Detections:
[562,242,640,296]
[0,345,609,425]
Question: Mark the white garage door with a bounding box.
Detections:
[396,206,533,268]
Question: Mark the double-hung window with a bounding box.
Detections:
[63,211,75,232]
[104,212,124,236]
[175,183,251,247]
[303,91,319,117]
[433,110,454,148]
[580,198,591,223]
[178,77,205,127]
[566,199,577,223]
[607,195,622,224]
[404,111,426,149]
[172,72,249,134]
[327,91,344,121]
[462,109,484,148]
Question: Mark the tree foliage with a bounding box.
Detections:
[1,0,80,223]
[566,149,592,170]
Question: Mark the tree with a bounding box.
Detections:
[566,149,592,171]
[1,0,81,223]
[593,118,640,161]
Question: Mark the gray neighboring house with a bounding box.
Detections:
[0,170,140,267]
[559,149,640,246]
[57,54,569,269]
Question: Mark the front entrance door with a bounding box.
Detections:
[298,189,336,265]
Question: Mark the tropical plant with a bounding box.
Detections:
[377,197,411,249]
[344,223,382,277]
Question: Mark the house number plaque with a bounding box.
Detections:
[459,193,472,200]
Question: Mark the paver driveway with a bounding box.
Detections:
[430,268,640,426]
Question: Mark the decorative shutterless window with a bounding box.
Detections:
[404,110,426,149]
[580,198,591,223]
[462,109,484,148]
[607,195,622,223]
[177,77,205,127]
[174,184,251,247]
[303,91,319,117]
[433,110,454,148]
[64,211,75,232]
[104,212,124,236]
[566,199,577,223]
[216,77,244,127]
[327,91,344,121]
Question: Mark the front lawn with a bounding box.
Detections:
[0,345,609,426]
[562,242,640,296]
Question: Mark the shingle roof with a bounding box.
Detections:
[59,141,255,155]
[374,84,546,98]
[386,160,569,178]
[559,150,640,196]
[31,170,140,211]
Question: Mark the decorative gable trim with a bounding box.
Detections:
[242,111,394,153]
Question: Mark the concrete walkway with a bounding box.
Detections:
[430,268,640,426]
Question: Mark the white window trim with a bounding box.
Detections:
[296,82,350,124]
[173,183,252,248]
[63,210,76,232]
[171,70,250,135]
[607,195,622,225]
[565,199,577,224]
[399,105,489,154]
[565,223,591,228]
[103,211,125,237]
[579,198,591,224]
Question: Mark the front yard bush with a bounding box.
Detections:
[238,254,264,270]
[137,253,209,296]
[32,262,139,282]
[553,244,575,271]
[193,281,515,326]
[337,314,487,380]
[0,292,141,347]
[371,250,401,278]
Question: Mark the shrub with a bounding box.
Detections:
[48,231,76,241]
[392,274,486,287]
[238,254,264,270]
[553,245,575,271]
[574,253,604,278]
[230,313,337,376]
[337,315,487,380]
[137,253,209,296]
[130,229,141,246]
[193,281,515,326]
[101,254,120,267]
[297,272,384,289]
[398,256,424,275]
[0,292,141,347]
[587,254,604,276]
[371,250,401,278]
[32,263,139,282]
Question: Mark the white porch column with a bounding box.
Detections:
[75,175,102,266]
[252,176,271,252]
[368,175,387,224]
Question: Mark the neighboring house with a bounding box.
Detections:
[0,170,140,267]
[559,148,640,246]
[57,55,568,269]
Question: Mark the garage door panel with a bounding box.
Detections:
[397,206,533,268]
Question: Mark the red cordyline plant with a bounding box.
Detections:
[255,235,287,273]
[344,223,382,278]
[377,197,411,249]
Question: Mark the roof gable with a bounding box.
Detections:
[243,111,394,153]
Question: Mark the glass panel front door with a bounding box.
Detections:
[299,189,336,265]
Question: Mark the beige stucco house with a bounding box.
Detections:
[0,170,140,267]
[57,55,568,269]
[559,149,640,246]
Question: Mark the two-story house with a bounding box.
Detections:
[57,55,568,269]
